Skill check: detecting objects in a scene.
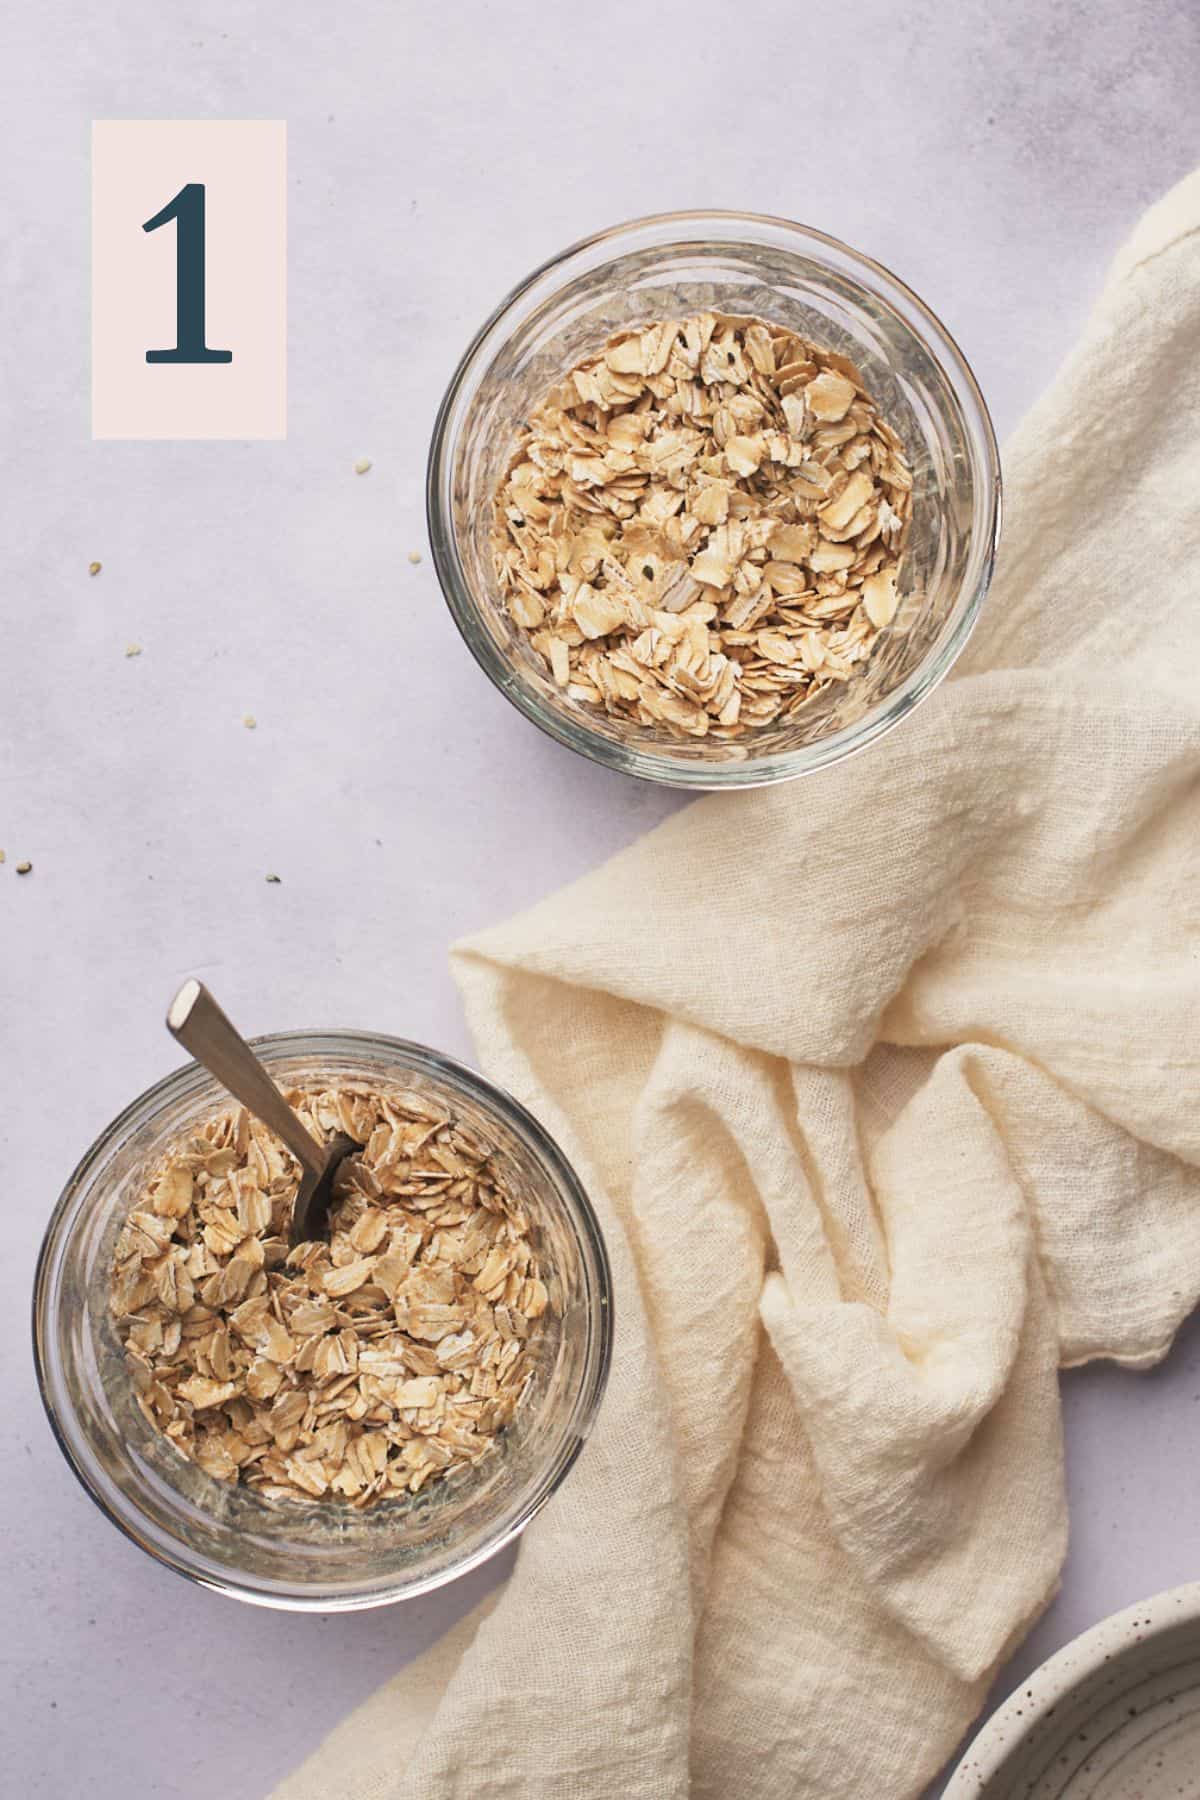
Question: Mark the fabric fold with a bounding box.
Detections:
[273,169,1200,1800]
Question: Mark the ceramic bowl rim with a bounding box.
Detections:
[944,1580,1200,1794]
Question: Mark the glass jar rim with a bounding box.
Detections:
[33,1029,614,1610]
[426,208,1002,789]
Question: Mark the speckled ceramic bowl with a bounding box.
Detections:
[945,1584,1200,1797]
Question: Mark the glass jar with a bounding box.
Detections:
[427,210,1000,789]
[33,1032,612,1610]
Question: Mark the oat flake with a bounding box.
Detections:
[109,1086,547,1506]
[490,313,914,742]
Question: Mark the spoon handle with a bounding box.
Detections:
[166,979,327,1178]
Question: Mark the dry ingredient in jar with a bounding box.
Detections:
[490,312,913,740]
[109,1084,547,1507]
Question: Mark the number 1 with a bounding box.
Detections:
[143,183,232,365]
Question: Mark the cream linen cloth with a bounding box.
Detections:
[276,174,1200,1800]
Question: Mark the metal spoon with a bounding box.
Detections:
[166,979,359,1247]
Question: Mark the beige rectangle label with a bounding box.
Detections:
[92,120,286,439]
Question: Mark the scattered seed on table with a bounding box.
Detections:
[88,561,102,577]
[16,861,32,875]
[243,714,257,730]
[407,549,422,564]
[354,457,372,475]
[265,873,281,884]
[125,643,142,658]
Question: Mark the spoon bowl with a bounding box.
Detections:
[290,1129,360,1244]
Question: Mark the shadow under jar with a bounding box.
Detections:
[428,211,1001,789]
[33,1032,613,1611]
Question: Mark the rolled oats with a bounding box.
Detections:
[109,1085,546,1507]
[490,313,914,741]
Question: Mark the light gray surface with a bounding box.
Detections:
[3,3,1199,1796]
